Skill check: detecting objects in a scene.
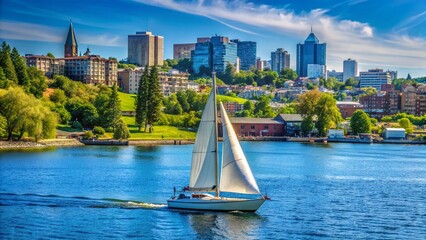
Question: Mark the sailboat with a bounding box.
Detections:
[167,73,266,212]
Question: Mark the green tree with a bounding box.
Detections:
[345,77,358,87]
[278,104,296,114]
[176,90,190,112]
[135,65,149,131]
[50,89,67,104]
[280,68,297,80]
[93,87,112,128]
[93,126,105,136]
[254,95,275,118]
[350,110,371,135]
[0,42,18,84]
[11,47,30,89]
[146,66,162,132]
[105,84,121,131]
[398,117,414,134]
[113,119,131,140]
[26,67,47,98]
[47,52,55,58]
[0,87,56,141]
[0,66,8,88]
[301,117,314,136]
[314,94,342,136]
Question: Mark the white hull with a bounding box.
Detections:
[167,197,265,212]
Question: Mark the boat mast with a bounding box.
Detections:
[212,72,220,198]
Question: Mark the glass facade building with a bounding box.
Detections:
[231,39,256,71]
[296,32,326,77]
[271,48,290,73]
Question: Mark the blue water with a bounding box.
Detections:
[1,142,425,239]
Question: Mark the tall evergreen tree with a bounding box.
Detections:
[146,66,162,133]
[106,84,122,132]
[0,66,8,89]
[0,42,18,84]
[11,47,30,90]
[135,65,149,132]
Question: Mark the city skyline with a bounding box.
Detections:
[0,0,425,77]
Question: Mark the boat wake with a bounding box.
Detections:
[0,192,167,210]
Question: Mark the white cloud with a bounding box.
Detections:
[0,20,123,47]
[133,0,426,71]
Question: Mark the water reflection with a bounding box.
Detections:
[186,211,264,239]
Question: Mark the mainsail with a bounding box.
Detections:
[219,102,261,195]
[189,90,217,191]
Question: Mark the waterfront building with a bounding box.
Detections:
[128,31,164,66]
[192,35,238,74]
[383,128,406,139]
[415,85,426,115]
[337,101,363,118]
[359,92,386,118]
[343,58,358,81]
[271,48,290,73]
[25,54,65,78]
[307,64,325,79]
[384,85,401,115]
[219,117,284,137]
[64,21,78,57]
[360,69,391,91]
[117,68,191,96]
[173,43,196,60]
[401,84,417,115]
[231,39,256,71]
[296,31,326,77]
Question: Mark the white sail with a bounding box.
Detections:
[219,102,261,195]
[189,90,217,191]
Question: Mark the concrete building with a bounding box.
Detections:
[360,92,386,118]
[296,31,326,77]
[64,55,117,86]
[192,36,238,74]
[401,84,417,115]
[360,69,391,91]
[231,39,256,71]
[117,68,191,96]
[327,70,343,82]
[256,58,264,71]
[416,85,426,116]
[387,70,398,80]
[337,101,363,118]
[128,31,164,66]
[219,118,284,137]
[173,43,196,60]
[25,55,65,78]
[25,23,116,86]
[343,58,358,81]
[307,64,325,79]
[271,48,290,73]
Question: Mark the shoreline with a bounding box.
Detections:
[1,137,425,151]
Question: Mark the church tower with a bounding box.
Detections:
[64,21,78,57]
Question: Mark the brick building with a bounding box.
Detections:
[336,101,363,118]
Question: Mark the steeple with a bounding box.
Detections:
[64,20,78,57]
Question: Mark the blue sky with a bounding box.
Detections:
[1,0,425,77]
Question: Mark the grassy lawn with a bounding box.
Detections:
[119,116,196,140]
[118,92,136,111]
[218,95,247,104]
[57,124,82,132]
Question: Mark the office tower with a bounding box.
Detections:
[173,43,196,60]
[271,48,290,73]
[296,31,326,77]
[360,69,391,90]
[343,58,358,81]
[307,64,325,78]
[128,31,164,66]
[192,36,238,74]
[231,39,256,71]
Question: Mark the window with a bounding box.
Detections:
[251,125,255,129]
[241,125,245,129]
[264,125,269,129]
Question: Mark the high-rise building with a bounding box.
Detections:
[231,39,256,71]
[271,48,290,73]
[296,31,326,77]
[327,70,343,82]
[173,43,196,60]
[307,64,325,78]
[64,21,78,57]
[360,69,391,90]
[128,31,164,66]
[192,36,237,74]
[343,58,358,81]
[256,58,264,71]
